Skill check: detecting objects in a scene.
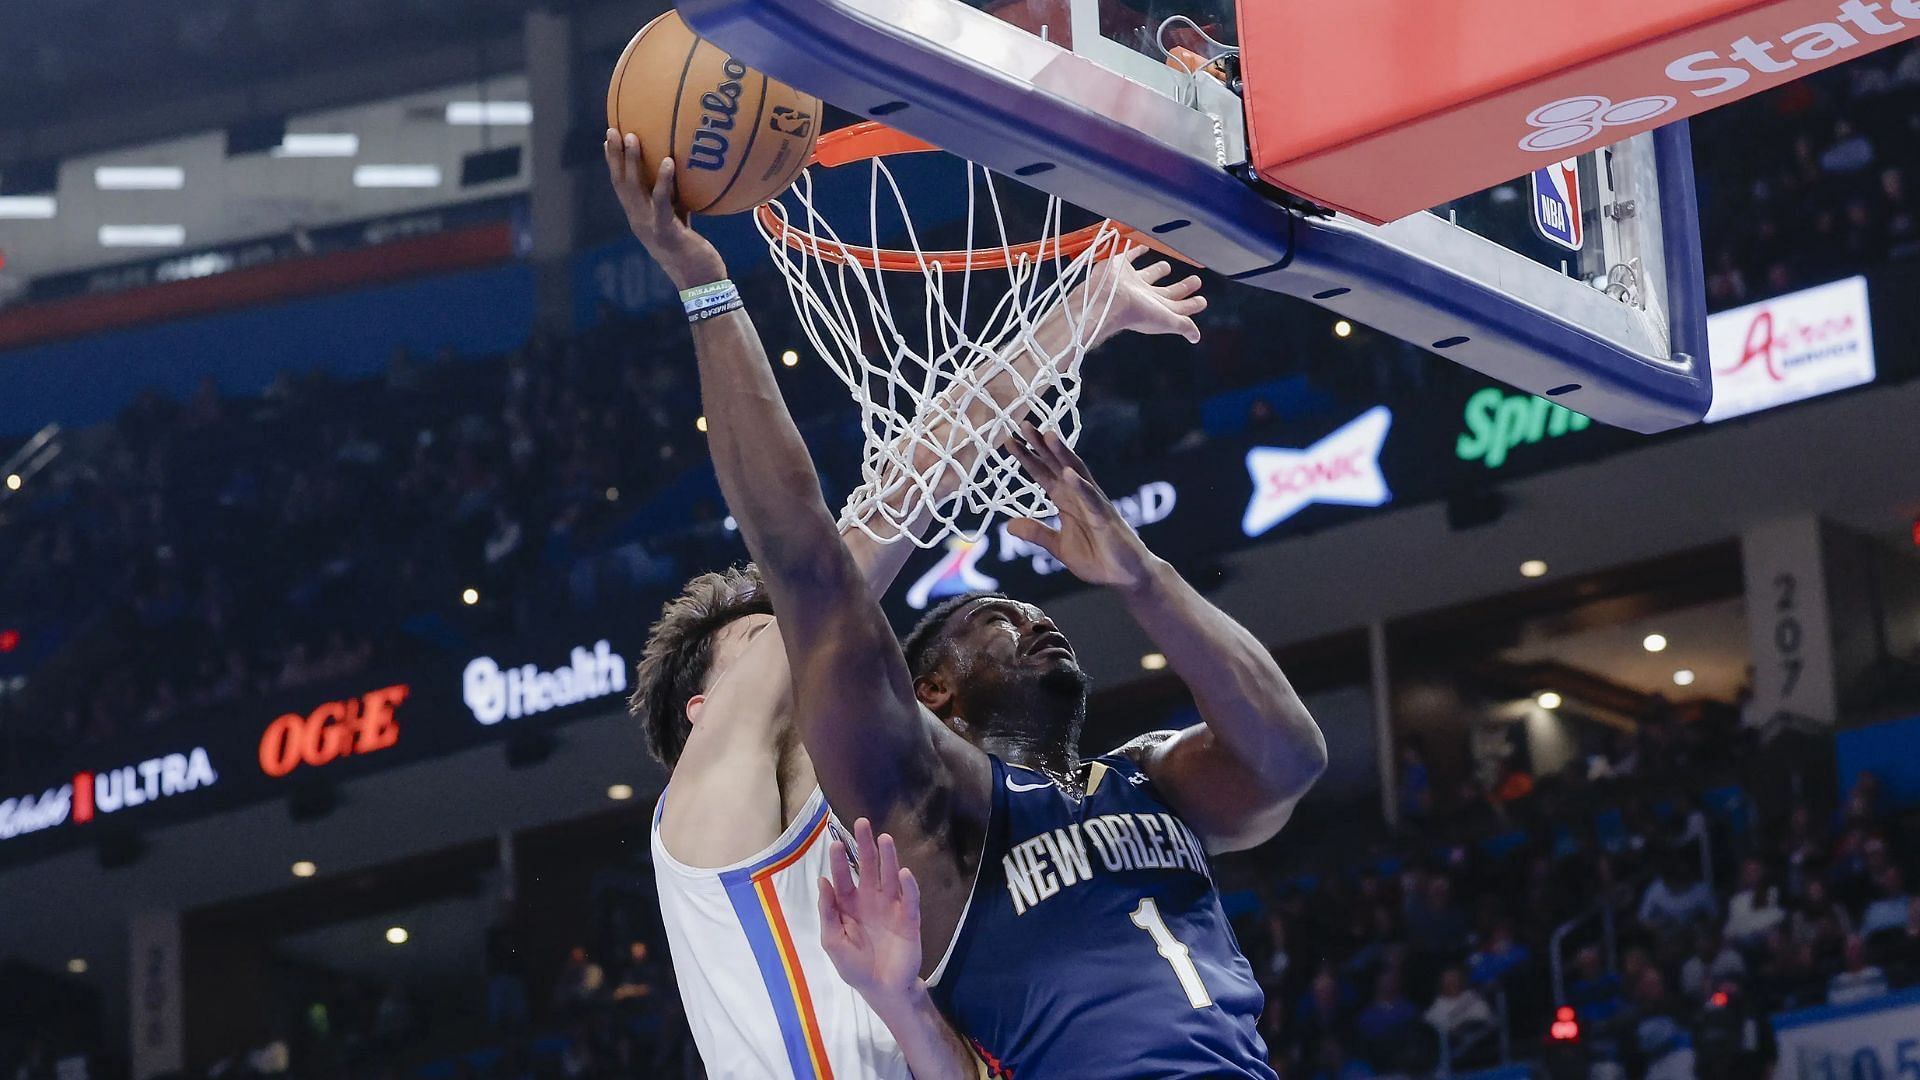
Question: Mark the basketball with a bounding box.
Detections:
[606,11,820,217]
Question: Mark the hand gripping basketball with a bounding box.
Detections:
[603,129,726,291]
[607,10,821,216]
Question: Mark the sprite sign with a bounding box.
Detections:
[1454,387,1593,469]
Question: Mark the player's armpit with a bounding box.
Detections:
[1101,552,1327,853]
[786,603,992,968]
[1120,724,1311,855]
[784,602,989,823]
[656,621,793,868]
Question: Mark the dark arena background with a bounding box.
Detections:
[2,2,1920,1078]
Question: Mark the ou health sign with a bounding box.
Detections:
[1705,276,1874,423]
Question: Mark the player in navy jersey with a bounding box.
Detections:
[681,167,1327,1070]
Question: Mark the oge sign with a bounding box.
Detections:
[258,685,409,778]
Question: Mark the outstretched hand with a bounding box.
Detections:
[1006,423,1157,592]
[1080,245,1208,345]
[603,128,727,291]
[818,818,925,1004]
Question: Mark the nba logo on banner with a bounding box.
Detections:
[1531,159,1582,252]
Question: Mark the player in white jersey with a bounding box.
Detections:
[605,129,1210,1078]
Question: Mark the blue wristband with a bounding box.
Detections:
[681,280,741,321]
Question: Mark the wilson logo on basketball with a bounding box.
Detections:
[687,58,751,172]
[257,684,409,778]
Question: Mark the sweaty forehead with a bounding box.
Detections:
[961,596,1044,626]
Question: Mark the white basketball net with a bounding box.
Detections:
[757,154,1127,549]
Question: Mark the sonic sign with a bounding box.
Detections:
[1242,407,1393,537]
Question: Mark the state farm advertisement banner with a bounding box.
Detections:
[1244,0,1920,222]
[1705,276,1875,423]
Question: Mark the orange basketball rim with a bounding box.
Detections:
[755,121,1149,273]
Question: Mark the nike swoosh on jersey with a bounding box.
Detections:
[1004,777,1051,793]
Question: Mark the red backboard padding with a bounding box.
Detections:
[1240,0,1920,223]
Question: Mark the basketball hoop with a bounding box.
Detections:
[755,121,1134,548]
[756,123,1127,273]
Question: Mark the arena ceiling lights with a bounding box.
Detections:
[444,101,531,126]
[94,166,185,191]
[272,133,360,158]
[5,75,529,279]
[97,225,185,247]
[352,164,443,189]
[0,196,56,219]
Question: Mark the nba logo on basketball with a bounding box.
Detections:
[1531,159,1583,252]
[769,106,813,139]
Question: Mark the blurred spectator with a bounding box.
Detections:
[1827,935,1890,1005]
[1782,804,1826,897]
[1423,966,1493,1038]
[1860,867,1914,939]
[1887,899,1920,975]
[1639,858,1717,937]
[552,945,605,1015]
[1306,1036,1374,1080]
[611,940,663,1006]
[1294,963,1354,1064]
[1723,857,1786,946]
[1567,946,1625,1024]
[1404,873,1470,959]
[1397,738,1432,827]
[1791,878,1854,950]
[1626,967,1686,1065]
[1467,919,1531,989]
[1259,910,1291,992]
[1819,119,1875,175]
[1353,968,1418,1053]
[1690,979,1776,1080]
[1839,773,1884,830]
[1753,927,1821,1008]
[1678,928,1747,1002]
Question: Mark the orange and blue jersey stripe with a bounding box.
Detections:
[719,799,837,1080]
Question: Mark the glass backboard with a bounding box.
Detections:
[678,0,1712,432]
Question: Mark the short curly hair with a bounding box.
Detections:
[902,591,1006,679]
[630,565,773,767]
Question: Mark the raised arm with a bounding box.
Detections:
[604,133,989,915]
[1007,427,1327,853]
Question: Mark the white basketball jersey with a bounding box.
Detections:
[652,787,911,1080]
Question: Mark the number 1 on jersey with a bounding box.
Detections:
[1130,898,1214,1009]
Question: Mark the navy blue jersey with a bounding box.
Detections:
[927,751,1276,1079]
